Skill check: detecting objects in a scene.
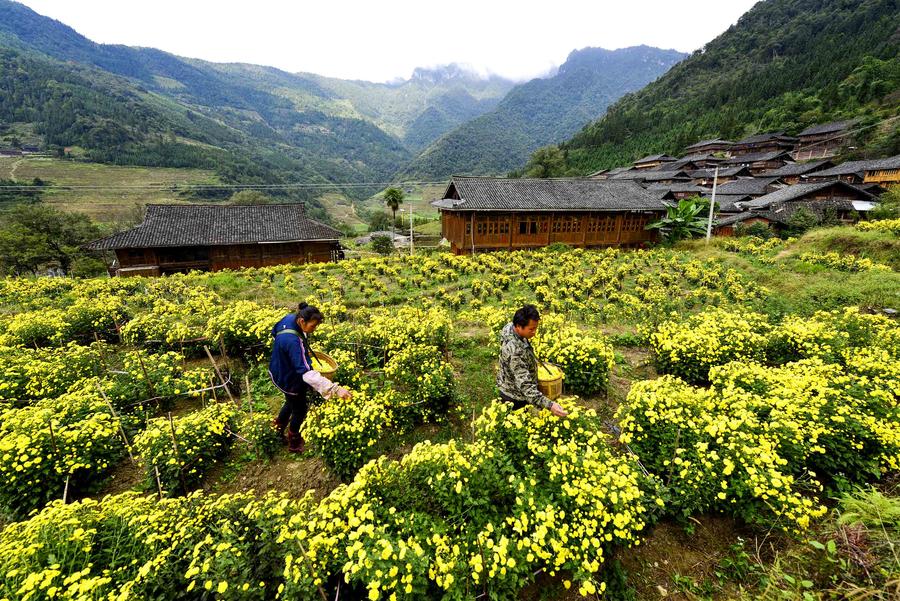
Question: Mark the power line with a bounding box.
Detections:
[0,180,449,191]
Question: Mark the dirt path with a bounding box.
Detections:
[8,159,22,181]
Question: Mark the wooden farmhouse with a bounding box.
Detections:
[794,120,856,160]
[688,166,752,186]
[807,160,876,184]
[724,150,795,175]
[863,155,900,185]
[633,154,677,170]
[682,139,734,156]
[730,132,798,156]
[714,181,876,236]
[762,159,834,185]
[86,204,343,276]
[432,176,666,255]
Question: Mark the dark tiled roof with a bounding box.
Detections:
[634,154,677,164]
[86,204,343,250]
[647,184,710,194]
[742,181,874,210]
[735,131,797,145]
[762,160,833,177]
[684,139,734,151]
[869,154,900,170]
[432,176,666,212]
[716,177,784,196]
[610,169,691,182]
[798,120,856,137]
[703,193,753,212]
[808,160,878,178]
[689,166,751,179]
[725,150,794,164]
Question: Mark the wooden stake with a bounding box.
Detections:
[48,420,58,453]
[167,412,189,494]
[244,374,253,415]
[153,465,164,499]
[296,539,329,601]
[97,383,136,463]
[62,475,70,503]
[135,352,157,399]
[204,345,236,404]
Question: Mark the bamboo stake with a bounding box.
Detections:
[295,539,329,601]
[48,420,58,453]
[167,412,189,494]
[97,383,136,463]
[244,374,253,415]
[204,346,236,403]
[62,475,70,503]
[135,352,157,399]
[153,465,164,499]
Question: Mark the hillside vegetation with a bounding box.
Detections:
[544,0,900,174]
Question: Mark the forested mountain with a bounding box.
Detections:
[542,0,900,175]
[399,46,686,179]
[0,0,514,200]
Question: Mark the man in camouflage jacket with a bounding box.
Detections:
[497,305,568,418]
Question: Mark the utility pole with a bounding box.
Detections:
[706,165,719,242]
[409,208,414,255]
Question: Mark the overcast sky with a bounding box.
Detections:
[17,0,760,82]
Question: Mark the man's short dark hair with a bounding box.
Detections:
[513,304,540,328]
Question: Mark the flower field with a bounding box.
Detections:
[0,233,898,599]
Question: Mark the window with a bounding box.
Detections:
[519,219,539,235]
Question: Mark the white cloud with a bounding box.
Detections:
[16,0,759,82]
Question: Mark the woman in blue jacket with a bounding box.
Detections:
[269,302,351,452]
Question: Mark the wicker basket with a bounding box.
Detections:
[537,363,564,400]
[312,351,338,381]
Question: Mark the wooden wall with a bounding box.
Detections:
[114,242,339,276]
[441,211,660,254]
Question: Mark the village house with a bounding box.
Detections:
[682,139,734,156]
[762,159,834,185]
[432,176,666,254]
[714,181,876,236]
[794,120,856,160]
[806,160,877,184]
[688,166,752,186]
[863,155,900,186]
[86,203,343,276]
[724,150,795,175]
[647,183,710,201]
[714,176,786,198]
[633,154,677,170]
[730,132,798,156]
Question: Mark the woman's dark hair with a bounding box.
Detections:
[297,302,324,323]
[513,304,540,328]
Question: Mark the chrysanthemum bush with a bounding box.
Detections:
[0,401,657,600]
[856,218,900,233]
[286,400,657,600]
[204,300,286,356]
[133,402,237,495]
[797,251,891,272]
[616,354,900,531]
[647,308,771,384]
[302,388,398,480]
[0,342,103,403]
[649,307,899,383]
[530,314,616,396]
[0,490,309,601]
[0,389,123,518]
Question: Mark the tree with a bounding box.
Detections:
[646,197,711,243]
[368,211,394,232]
[382,187,404,237]
[229,190,273,205]
[523,146,569,178]
[371,235,394,256]
[0,205,102,275]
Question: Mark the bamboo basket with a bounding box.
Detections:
[312,351,338,381]
[537,362,564,400]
